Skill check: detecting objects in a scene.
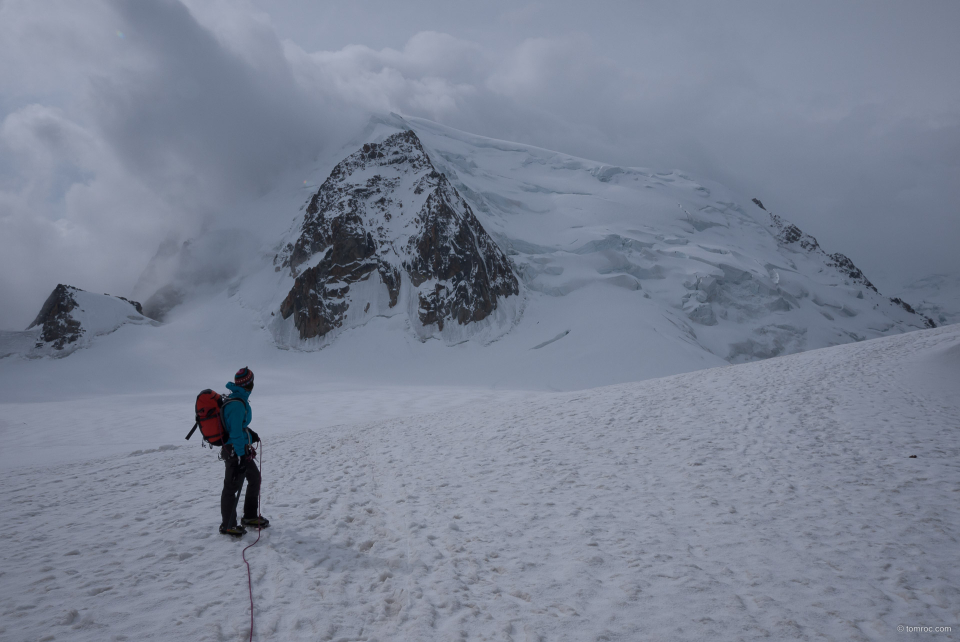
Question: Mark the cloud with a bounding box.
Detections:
[0,0,356,328]
[95,0,344,206]
[1,0,958,329]
[284,31,488,121]
[0,103,185,328]
[488,36,620,103]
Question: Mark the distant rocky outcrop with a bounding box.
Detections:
[276,130,519,342]
[0,285,156,358]
[766,207,874,290]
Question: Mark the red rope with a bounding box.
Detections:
[241,440,263,642]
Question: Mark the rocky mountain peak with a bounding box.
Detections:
[274,129,519,343]
[11,284,153,356]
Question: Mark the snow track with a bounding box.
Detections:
[3,326,959,641]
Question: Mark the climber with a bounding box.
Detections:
[219,367,270,536]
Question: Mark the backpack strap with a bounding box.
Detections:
[219,397,245,435]
[221,398,244,412]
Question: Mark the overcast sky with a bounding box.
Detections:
[1,0,958,330]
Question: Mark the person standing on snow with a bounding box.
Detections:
[219,367,270,536]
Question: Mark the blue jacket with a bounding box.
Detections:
[222,382,253,456]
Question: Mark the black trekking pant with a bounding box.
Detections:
[220,446,260,528]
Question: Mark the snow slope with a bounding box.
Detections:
[4,324,958,641]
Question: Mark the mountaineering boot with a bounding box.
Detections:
[241,516,270,528]
[219,524,247,537]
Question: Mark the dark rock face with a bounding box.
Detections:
[279,219,398,339]
[751,198,766,211]
[826,253,877,293]
[28,284,82,349]
[277,130,518,341]
[769,212,821,252]
[404,177,516,330]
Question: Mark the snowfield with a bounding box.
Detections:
[3,324,959,641]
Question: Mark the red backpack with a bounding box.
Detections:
[185,389,242,447]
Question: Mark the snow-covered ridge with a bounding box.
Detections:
[401,116,934,362]
[0,284,157,359]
